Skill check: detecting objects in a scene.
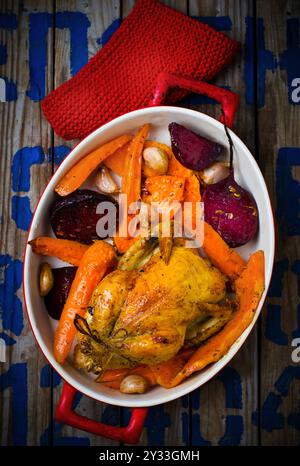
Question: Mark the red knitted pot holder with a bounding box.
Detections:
[42,0,240,140]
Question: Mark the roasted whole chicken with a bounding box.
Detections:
[74,243,234,375]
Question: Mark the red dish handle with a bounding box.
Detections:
[55,382,148,444]
[149,72,240,129]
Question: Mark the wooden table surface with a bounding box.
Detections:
[1,0,300,446]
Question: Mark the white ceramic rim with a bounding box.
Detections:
[23,106,275,407]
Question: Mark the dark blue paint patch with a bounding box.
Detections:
[280,18,300,104]
[276,148,300,235]
[292,260,300,296]
[217,366,243,409]
[40,364,61,388]
[181,393,189,409]
[192,16,232,31]
[11,195,32,231]
[56,12,90,76]
[51,145,71,166]
[3,78,17,101]
[40,420,90,446]
[275,365,300,397]
[0,363,27,445]
[191,414,211,446]
[244,16,255,105]
[190,388,200,410]
[12,146,45,192]
[0,14,18,66]
[292,304,300,339]
[288,411,300,430]
[0,254,23,336]
[0,44,7,65]
[181,86,231,107]
[265,304,288,346]
[181,412,189,445]
[256,18,277,107]
[218,415,243,446]
[255,392,284,431]
[26,13,52,101]
[142,406,170,445]
[101,405,119,426]
[0,332,16,345]
[268,258,289,297]
[0,13,18,28]
[97,18,121,46]
[244,17,277,107]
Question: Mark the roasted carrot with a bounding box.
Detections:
[142,175,185,204]
[55,135,131,196]
[167,152,192,178]
[203,222,246,280]
[97,365,157,389]
[29,236,89,266]
[104,141,131,177]
[183,174,201,230]
[114,234,137,254]
[160,250,265,388]
[54,240,116,364]
[122,124,150,206]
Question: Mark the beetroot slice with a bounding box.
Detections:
[203,173,258,248]
[44,267,77,320]
[169,122,223,170]
[50,189,118,244]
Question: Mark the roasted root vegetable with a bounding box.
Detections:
[29,236,89,266]
[169,122,223,171]
[201,162,230,185]
[55,135,131,196]
[122,124,150,206]
[50,189,118,244]
[142,175,185,205]
[54,240,116,364]
[44,266,77,320]
[104,141,131,177]
[202,222,246,280]
[203,173,258,247]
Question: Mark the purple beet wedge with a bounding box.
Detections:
[203,173,258,248]
[168,122,223,170]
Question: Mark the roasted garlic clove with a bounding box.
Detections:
[95,166,119,194]
[119,374,149,394]
[142,146,169,177]
[39,262,54,297]
[201,162,230,185]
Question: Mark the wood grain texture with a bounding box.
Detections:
[256,0,300,446]
[188,0,258,446]
[0,0,54,446]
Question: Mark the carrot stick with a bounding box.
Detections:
[55,135,131,196]
[29,236,89,266]
[203,222,246,280]
[104,141,131,177]
[54,240,116,364]
[183,174,201,230]
[122,124,150,206]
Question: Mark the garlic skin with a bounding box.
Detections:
[201,162,230,185]
[39,263,54,297]
[142,147,169,177]
[95,166,119,194]
[119,374,149,394]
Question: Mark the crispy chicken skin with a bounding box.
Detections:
[74,246,233,373]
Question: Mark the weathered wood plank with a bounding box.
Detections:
[188,0,258,446]
[0,0,54,446]
[256,0,300,446]
[52,0,121,446]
